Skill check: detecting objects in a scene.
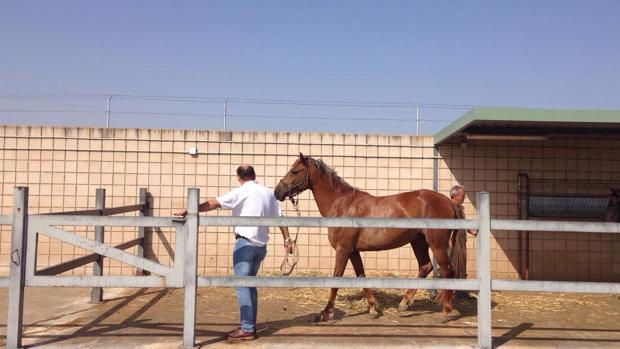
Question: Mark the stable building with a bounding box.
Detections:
[435,107,620,281]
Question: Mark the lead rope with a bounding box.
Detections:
[280,195,300,276]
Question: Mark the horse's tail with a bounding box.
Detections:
[450,203,467,279]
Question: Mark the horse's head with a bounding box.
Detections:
[274,153,312,201]
[606,188,620,222]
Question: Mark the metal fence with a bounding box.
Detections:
[1,187,620,349]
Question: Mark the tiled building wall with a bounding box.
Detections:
[439,139,620,281]
[0,125,441,277]
[2,125,617,282]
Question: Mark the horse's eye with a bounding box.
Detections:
[291,170,299,175]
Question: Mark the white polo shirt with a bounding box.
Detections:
[216,181,282,247]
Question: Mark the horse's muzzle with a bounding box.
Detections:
[274,185,288,201]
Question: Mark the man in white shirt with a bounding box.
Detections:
[175,165,292,341]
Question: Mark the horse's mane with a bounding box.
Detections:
[309,157,357,191]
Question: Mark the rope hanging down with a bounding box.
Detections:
[280,195,300,275]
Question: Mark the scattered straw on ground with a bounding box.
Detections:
[260,271,617,315]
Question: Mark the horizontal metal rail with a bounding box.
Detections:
[17,276,620,294]
[102,204,145,216]
[493,279,620,294]
[492,219,620,234]
[31,215,180,227]
[198,276,479,290]
[36,238,143,276]
[43,204,145,216]
[0,215,10,225]
[201,216,479,230]
[27,215,479,230]
[27,275,171,288]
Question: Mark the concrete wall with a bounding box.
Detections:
[1,125,618,281]
[0,125,441,277]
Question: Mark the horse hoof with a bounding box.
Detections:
[314,311,333,322]
[397,302,410,312]
[368,310,380,319]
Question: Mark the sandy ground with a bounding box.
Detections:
[0,286,619,348]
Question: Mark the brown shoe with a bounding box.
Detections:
[227,327,257,336]
[227,328,256,341]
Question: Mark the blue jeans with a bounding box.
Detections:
[232,238,267,333]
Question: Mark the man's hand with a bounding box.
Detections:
[174,210,188,217]
[284,238,294,254]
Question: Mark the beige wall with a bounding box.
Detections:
[1,125,618,282]
[0,125,439,277]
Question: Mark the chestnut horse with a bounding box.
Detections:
[607,188,620,222]
[274,154,466,320]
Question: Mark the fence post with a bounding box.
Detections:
[476,192,492,349]
[430,146,439,297]
[90,188,105,304]
[137,188,148,275]
[7,187,28,349]
[182,188,199,348]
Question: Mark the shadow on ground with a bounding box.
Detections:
[1,287,619,348]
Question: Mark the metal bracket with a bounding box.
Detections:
[172,217,187,224]
[11,249,20,266]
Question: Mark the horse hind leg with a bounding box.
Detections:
[431,247,455,315]
[349,250,380,319]
[398,237,433,311]
[316,248,350,322]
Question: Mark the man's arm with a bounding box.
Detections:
[198,199,221,212]
[174,199,221,217]
[279,226,294,253]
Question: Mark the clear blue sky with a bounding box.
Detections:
[1,1,619,135]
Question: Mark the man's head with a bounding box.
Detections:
[236,165,256,183]
[450,185,466,204]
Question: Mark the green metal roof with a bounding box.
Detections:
[434,107,620,145]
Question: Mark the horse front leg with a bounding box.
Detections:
[349,250,380,319]
[316,248,350,321]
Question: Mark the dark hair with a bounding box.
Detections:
[236,165,256,180]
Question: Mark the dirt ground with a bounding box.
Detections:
[1,285,619,348]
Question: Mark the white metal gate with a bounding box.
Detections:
[2,187,619,349]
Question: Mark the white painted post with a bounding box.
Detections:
[7,187,28,349]
[137,188,148,276]
[182,188,199,348]
[476,192,492,349]
[91,188,105,303]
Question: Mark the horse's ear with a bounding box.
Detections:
[299,152,308,165]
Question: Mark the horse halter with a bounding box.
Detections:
[283,165,311,203]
